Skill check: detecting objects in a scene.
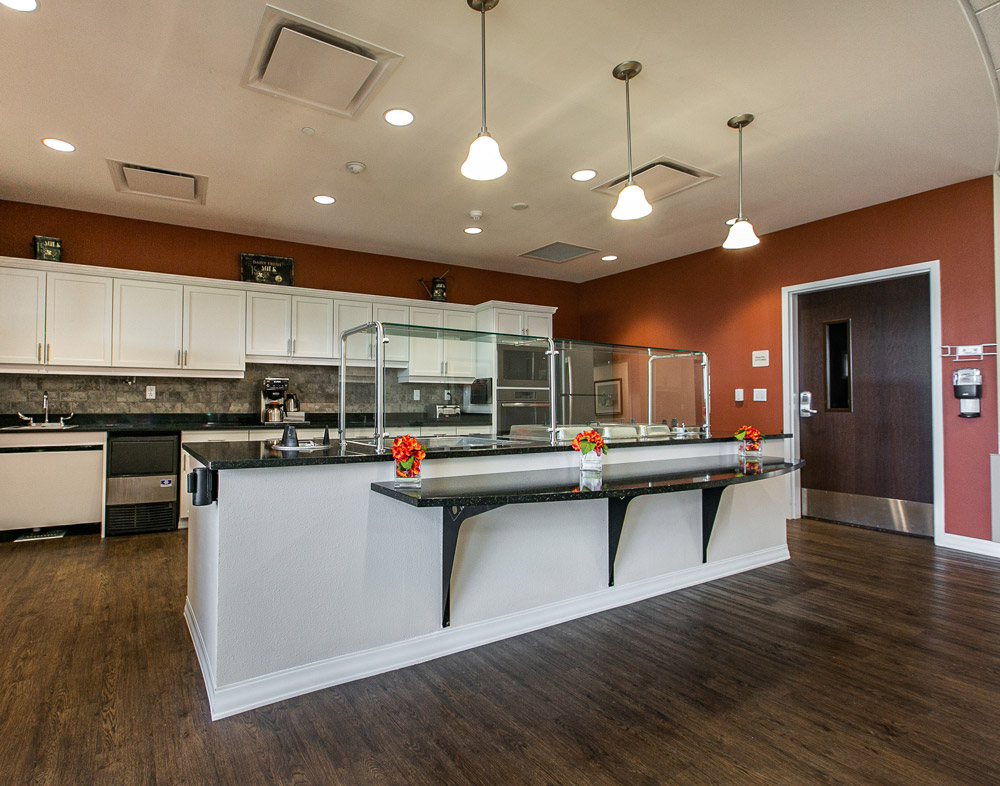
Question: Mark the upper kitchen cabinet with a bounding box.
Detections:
[113,279,184,369]
[0,266,46,365]
[183,286,246,371]
[246,291,336,361]
[334,299,373,361]
[476,302,555,339]
[374,303,409,363]
[401,306,476,381]
[45,271,114,367]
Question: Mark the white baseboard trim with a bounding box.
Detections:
[196,544,790,720]
[184,598,220,719]
[936,532,1000,559]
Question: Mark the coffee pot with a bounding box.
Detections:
[265,401,284,422]
[285,393,299,413]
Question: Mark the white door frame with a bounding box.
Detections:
[780,261,945,543]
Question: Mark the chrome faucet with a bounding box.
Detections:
[42,391,49,424]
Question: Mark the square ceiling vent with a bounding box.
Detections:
[107,160,208,204]
[593,157,717,203]
[520,242,599,264]
[241,5,403,118]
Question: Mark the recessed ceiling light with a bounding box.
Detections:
[313,195,335,205]
[384,108,414,126]
[42,138,75,152]
[571,169,597,182]
[464,226,483,235]
[301,126,316,135]
[1,0,38,11]
[602,255,618,262]
[511,202,529,211]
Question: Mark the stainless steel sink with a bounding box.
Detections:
[1,423,78,431]
[415,435,534,449]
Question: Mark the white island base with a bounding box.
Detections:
[185,441,791,719]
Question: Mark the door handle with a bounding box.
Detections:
[37,343,42,363]
[799,391,818,417]
[183,349,188,367]
[45,343,50,363]
[177,349,181,367]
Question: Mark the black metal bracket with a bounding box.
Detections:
[701,486,726,563]
[607,497,631,586]
[606,486,729,585]
[442,504,502,627]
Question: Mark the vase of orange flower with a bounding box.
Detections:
[573,429,609,476]
[734,425,763,466]
[392,434,426,488]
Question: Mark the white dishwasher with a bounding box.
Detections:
[0,432,105,531]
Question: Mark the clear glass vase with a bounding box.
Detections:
[394,459,421,488]
[737,440,763,472]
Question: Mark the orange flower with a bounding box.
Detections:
[573,429,609,456]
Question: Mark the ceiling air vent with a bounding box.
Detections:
[107,161,208,204]
[593,157,717,203]
[520,242,599,264]
[241,5,404,118]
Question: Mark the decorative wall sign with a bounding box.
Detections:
[32,236,62,261]
[594,378,623,416]
[240,253,294,286]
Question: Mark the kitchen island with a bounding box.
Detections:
[183,433,797,719]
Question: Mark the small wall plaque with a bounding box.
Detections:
[33,236,62,261]
[240,253,294,286]
[751,349,769,367]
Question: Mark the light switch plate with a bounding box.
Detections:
[145,385,156,400]
[735,388,744,402]
[753,388,767,402]
[413,389,420,401]
[752,350,769,367]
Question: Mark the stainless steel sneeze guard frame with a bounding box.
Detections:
[338,322,710,451]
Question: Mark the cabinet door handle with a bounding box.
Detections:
[177,349,181,367]
[292,338,296,355]
[45,344,50,363]
[37,343,42,363]
[183,349,188,367]
[287,338,291,355]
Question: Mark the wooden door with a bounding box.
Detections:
[797,274,932,534]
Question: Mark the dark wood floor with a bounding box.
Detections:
[2,520,999,785]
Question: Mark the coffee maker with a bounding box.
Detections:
[260,377,289,423]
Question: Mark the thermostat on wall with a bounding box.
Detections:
[752,350,769,367]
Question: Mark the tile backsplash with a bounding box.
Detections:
[0,363,463,416]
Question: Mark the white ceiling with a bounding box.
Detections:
[1,1,996,283]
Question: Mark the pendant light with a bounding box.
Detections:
[461,0,507,181]
[611,61,652,221]
[722,114,761,249]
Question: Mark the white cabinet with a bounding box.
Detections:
[374,303,409,362]
[246,292,292,357]
[113,279,184,368]
[0,267,45,364]
[477,304,553,338]
[45,272,113,366]
[183,286,246,371]
[335,299,373,360]
[402,306,477,380]
[293,297,335,359]
[247,292,335,360]
[180,429,250,519]
[443,310,476,377]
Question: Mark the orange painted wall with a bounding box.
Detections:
[0,201,581,338]
[579,177,996,540]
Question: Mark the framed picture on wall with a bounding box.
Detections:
[594,378,622,417]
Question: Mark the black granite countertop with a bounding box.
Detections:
[0,411,492,433]
[372,456,804,508]
[182,433,791,470]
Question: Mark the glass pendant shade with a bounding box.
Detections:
[722,218,760,249]
[461,132,508,181]
[611,184,653,221]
